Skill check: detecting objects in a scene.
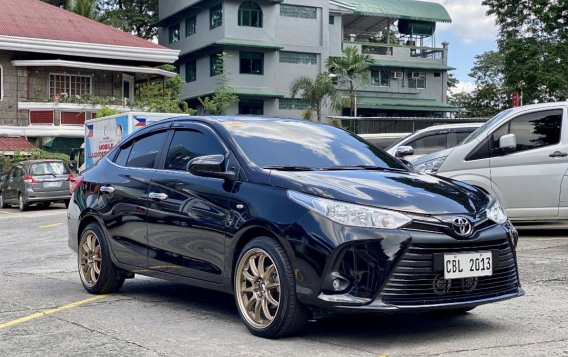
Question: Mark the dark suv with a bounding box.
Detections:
[67,116,523,338]
[0,160,72,210]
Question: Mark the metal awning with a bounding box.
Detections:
[372,59,455,71]
[345,0,452,23]
[11,59,178,77]
[356,97,459,112]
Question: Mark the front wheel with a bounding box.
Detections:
[234,237,308,338]
[78,223,125,294]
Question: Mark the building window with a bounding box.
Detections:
[239,99,264,115]
[210,4,223,29]
[186,16,196,36]
[279,51,317,65]
[371,69,390,87]
[240,52,264,75]
[329,15,334,24]
[169,23,180,43]
[239,1,262,27]
[49,74,92,97]
[186,60,196,82]
[210,53,223,77]
[61,111,87,125]
[0,64,3,101]
[280,4,317,19]
[408,72,426,89]
[279,98,309,110]
[29,111,54,125]
[434,72,441,77]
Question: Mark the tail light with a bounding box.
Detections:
[23,175,39,184]
[69,175,84,193]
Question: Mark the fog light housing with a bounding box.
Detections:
[330,273,350,292]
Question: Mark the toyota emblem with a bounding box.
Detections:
[452,216,473,237]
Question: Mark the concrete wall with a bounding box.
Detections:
[0,52,25,126]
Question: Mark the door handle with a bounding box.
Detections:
[99,186,115,194]
[549,151,567,158]
[149,192,168,201]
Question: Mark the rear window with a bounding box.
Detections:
[30,162,69,175]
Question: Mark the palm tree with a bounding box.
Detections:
[67,0,99,20]
[290,72,342,122]
[325,46,373,117]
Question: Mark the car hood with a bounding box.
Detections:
[269,169,488,215]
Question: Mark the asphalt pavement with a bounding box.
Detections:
[0,206,567,356]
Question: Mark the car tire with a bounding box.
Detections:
[18,194,28,211]
[0,193,8,208]
[78,223,125,294]
[234,237,308,338]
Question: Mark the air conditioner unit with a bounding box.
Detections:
[392,71,403,79]
[411,72,422,79]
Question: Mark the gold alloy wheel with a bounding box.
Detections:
[78,231,102,287]
[235,248,281,329]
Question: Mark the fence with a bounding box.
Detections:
[329,116,488,134]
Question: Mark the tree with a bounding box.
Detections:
[482,0,568,103]
[448,51,509,117]
[199,53,239,115]
[290,73,342,122]
[67,0,99,19]
[134,64,195,114]
[325,46,373,116]
[99,0,159,40]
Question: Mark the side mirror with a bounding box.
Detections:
[499,133,517,150]
[395,145,414,158]
[187,154,236,181]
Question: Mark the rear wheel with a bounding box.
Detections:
[78,223,125,294]
[234,237,308,338]
[18,194,28,211]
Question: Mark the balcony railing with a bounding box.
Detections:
[343,41,446,62]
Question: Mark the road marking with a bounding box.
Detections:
[39,223,65,229]
[0,295,108,330]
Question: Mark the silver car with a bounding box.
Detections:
[0,160,72,211]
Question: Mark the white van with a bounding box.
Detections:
[413,102,568,221]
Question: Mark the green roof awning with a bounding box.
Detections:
[213,39,283,50]
[346,0,452,23]
[234,87,283,98]
[372,59,455,71]
[356,97,459,112]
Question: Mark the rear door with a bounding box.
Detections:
[146,123,237,283]
[489,107,567,218]
[98,127,169,268]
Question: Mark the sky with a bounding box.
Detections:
[427,0,499,93]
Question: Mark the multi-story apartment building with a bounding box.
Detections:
[157,0,457,118]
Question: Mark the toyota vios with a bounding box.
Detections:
[67,117,523,338]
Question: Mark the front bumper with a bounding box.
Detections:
[290,214,523,311]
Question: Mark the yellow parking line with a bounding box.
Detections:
[39,223,64,229]
[0,295,108,330]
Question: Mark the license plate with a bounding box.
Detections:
[444,252,492,279]
[43,181,62,188]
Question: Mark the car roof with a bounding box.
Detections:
[17,159,66,165]
[412,122,484,133]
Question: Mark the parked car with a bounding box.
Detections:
[413,102,568,221]
[0,159,72,211]
[358,132,410,149]
[67,116,523,338]
[385,123,484,162]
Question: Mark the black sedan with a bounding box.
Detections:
[67,116,523,338]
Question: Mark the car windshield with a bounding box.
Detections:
[30,162,69,175]
[462,109,513,144]
[225,120,406,170]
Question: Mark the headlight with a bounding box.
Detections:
[287,191,411,229]
[486,198,507,224]
[414,156,447,174]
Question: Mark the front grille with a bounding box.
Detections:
[381,239,519,306]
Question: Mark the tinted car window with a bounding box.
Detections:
[126,131,168,169]
[225,120,404,169]
[491,110,562,154]
[165,129,226,171]
[407,133,447,155]
[114,143,132,167]
[456,131,473,144]
[30,162,69,175]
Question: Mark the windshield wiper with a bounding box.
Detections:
[321,165,407,172]
[262,165,316,171]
